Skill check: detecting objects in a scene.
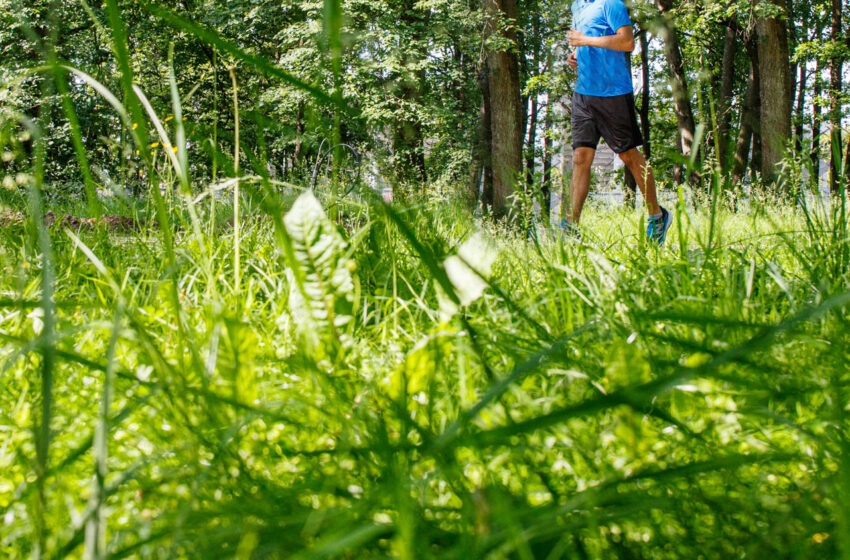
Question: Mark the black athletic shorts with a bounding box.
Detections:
[571,91,643,154]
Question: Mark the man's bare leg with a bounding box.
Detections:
[571,147,595,224]
[618,148,660,215]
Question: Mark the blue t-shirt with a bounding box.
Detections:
[571,0,634,97]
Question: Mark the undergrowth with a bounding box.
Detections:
[1,185,850,559]
[1,0,849,557]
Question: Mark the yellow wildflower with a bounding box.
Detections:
[813,533,830,544]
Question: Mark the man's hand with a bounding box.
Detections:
[567,51,578,70]
[567,29,589,47]
[568,26,635,52]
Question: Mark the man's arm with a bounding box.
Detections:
[568,25,635,52]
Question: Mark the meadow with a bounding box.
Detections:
[2,0,850,556]
[2,181,849,559]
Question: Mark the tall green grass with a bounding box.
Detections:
[1,1,850,559]
[3,180,850,558]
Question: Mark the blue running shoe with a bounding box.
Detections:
[647,207,672,246]
[556,217,582,241]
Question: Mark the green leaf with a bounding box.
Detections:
[439,231,496,320]
[282,191,356,366]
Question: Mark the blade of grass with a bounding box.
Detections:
[83,305,122,560]
[104,0,175,266]
[324,0,343,220]
[9,98,57,559]
[230,64,241,299]
[433,320,599,449]
[470,289,850,444]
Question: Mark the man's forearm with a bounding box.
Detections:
[583,34,634,52]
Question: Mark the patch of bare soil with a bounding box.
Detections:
[0,210,156,233]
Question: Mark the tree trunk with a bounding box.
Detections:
[520,40,530,171]
[559,99,571,222]
[525,95,538,187]
[811,57,823,182]
[732,39,760,184]
[843,138,850,183]
[787,0,798,125]
[656,0,697,165]
[750,137,763,180]
[524,2,543,188]
[294,101,304,170]
[391,2,428,190]
[542,94,553,227]
[623,47,636,207]
[674,133,684,184]
[392,90,427,189]
[718,22,737,167]
[756,0,792,183]
[484,0,523,215]
[794,62,807,154]
[624,168,637,208]
[829,0,842,194]
[749,48,763,179]
[471,68,495,207]
[469,106,485,204]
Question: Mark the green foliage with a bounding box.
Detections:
[281,190,358,366]
[2,178,850,558]
[2,0,850,558]
[0,0,490,205]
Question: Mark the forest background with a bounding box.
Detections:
[2,0,850,559]
[2,0,848,216]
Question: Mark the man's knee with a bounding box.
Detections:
[621,148,650,168]
[618,148,641,167]
[573,148,595,168]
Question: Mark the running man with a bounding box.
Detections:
[564,0,671,244]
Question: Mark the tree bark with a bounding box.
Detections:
[526,95,538,187]
[829,0,842,193]
[392,90,427,189]
[794,62,806,154]
[484,0,523,215]
[294,101,304,169]
[524,1,543,188]
[750,136,763,179]
[559,99,571,221]
[469,106,485,203]
[718,22,737,167]
[787,0,798,125]
[811,57,823,181]
[391,1,428,190]
[471,68,495,207]
[756,0,792,183]
[520,34,530,165]
[732,40,760,184]
[623,47,636,207]
[674,133,684,184]
[542,93,553,227]
[624,168,637,208]
[656,0,697,166]
[843,136,850,183]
